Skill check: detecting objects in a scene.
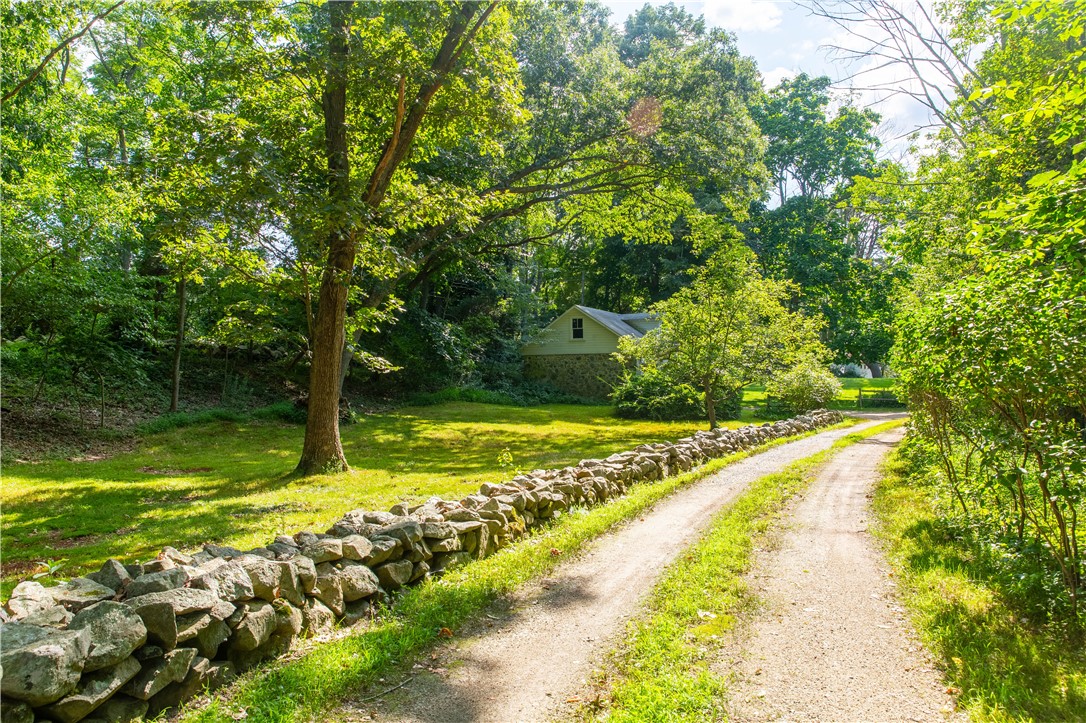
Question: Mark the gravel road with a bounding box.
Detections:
[345,417,898,723]
[720,426,963,722]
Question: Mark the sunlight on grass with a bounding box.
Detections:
[180,420,858,723]
[873,443,1086,721]
[2,403,743,593]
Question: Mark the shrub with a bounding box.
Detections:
[611,371,705,421]
[766,361,842,414]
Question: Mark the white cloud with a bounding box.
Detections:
[762,66,797,88]
[699,0,784,32]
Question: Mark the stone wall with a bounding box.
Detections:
[523,353,625,399]
[0,411,843,723]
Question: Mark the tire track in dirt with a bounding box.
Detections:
[719,427,963,722]
[342,417,899,723]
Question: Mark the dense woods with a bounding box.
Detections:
[2,0,1083,616]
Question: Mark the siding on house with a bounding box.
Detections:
[520,305,658,399]
[520,307,623,356]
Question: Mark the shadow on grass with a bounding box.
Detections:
[896,515,1086,720]
[2,403,709,589]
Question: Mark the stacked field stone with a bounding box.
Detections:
[0,410,842,722]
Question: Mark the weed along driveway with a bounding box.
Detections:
[721,425,960,721]
[347,417,900,723]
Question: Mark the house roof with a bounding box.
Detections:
[573,305,653,339]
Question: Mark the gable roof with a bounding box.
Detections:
[572,305,653,339]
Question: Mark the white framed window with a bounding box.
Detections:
[571,317,584,339]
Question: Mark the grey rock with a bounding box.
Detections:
[159,546,194,566]
[125,567,189,598]
[429,536,462,553]
[188,559,254,601]
[373,560,413,590]
[375,520,422,546]
[21,604,73,629]
[125,601,176,648]
[301,538,342,563]
[43,655,141,723]
[420,521,456,539]
[361,511,397,525]
[4,581,56,619]
[244,547,276,560]
[300,599,335,635]
[444,508,482,522]
[175,611,213,643]
[231,601,278,652]
[312,564,345,616]
[267,542,299,560]
[193,618,231,659]
[0,622,91,706]
[403,539,432,563]
[290,555,317,593]
[146,655,210,717]
[69,601,147,672]
[85,560,132,593]
[237,556,280,601]
[341,599,373,627]
[125,587,220,616]
[141,559,175,574]
[361,536,400,566]
[431,551,472,574]
[209,599,236,621]
[203,544,245,559]
[292,531,319,547]
[339,562,380,601]
[273,561,304,606]
[410,560,430,583]
[123,647,196,700]
[85,694,148,723]
[49,578,115,612]
[274,601,303,638]
[0,699,34,723]
[132,645,164,662]
[340,535,374,561]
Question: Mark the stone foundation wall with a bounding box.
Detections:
[0,411,843,723]
[523,353,625,400]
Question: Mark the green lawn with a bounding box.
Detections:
[2,403,737,594]
[743,377,900,410]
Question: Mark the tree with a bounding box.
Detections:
[618,247,827,429]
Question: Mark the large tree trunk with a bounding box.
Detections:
[296,2,496,475]
[867,361,884,378]
[170,277,187,413]
[296,0,353,475]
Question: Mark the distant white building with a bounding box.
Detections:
[520,305,659,399]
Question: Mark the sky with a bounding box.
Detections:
[602,0,940,160]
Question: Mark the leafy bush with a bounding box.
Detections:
[408,382,592,408]
[766,361,842,414]
[611,371,705,421]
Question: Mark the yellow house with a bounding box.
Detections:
[521,305,658,399]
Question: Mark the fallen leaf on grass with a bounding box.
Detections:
[549,548,562,556]
[438,627,454,638]
[566,697,581,703]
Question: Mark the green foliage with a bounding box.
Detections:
[406,383,590,408]
[890,0,1086,614]
[766,360,843,414]
[874,437,1086,720]
[611,370,705,421]
[618,246,829,428]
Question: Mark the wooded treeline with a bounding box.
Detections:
[2,1,893,464]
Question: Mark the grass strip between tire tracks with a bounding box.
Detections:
[180,419,862,722]
[582,419,905,722]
